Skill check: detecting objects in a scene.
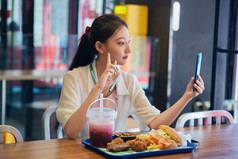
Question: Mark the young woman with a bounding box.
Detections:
[56,14,205,139]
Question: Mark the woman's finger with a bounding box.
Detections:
[107,53,111,65]
[193,84,203,94]
[112,72,120,81]
[195,79,205,90]
[108,63,118,73]
[191,77,195,84]
[197,75,204,85]
[107,68,115,76]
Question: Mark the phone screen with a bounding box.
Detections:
[193,53,202,91]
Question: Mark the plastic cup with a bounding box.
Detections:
[86,98,117,148]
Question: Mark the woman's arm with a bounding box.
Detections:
[148,75,205,129]
[64,84,102,139]
[64,54,120,139]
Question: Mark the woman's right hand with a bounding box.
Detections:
[96,53,120,96]
[64,53,119,139]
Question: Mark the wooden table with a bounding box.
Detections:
[1,124,237,159]
[0,69,66,124]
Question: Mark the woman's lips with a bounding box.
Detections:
[123,56,128,60]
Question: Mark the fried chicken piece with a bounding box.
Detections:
[142,139,150,147]
[106,137,124,147]
[135,138,150,146]
[125,139,135,147]
[106,144,130,152]
[131,140,147,152]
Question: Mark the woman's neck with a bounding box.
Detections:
[95,56,107,78]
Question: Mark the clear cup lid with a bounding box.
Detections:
[86,107,117,119]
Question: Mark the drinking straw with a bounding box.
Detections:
[99,93,103,117]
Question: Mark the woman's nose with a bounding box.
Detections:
[126,43,131,53]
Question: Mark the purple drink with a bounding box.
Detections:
[89,121,113,147]
[86,98,117,148]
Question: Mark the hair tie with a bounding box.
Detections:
[85,26,90,37]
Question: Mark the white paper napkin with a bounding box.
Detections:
[177,131,191,147]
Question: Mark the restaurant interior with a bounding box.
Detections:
[0,0,238,144]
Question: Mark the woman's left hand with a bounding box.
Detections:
[185,75,205,99]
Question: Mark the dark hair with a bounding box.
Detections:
[69,14,128,70]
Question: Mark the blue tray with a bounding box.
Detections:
[82,138,197,159]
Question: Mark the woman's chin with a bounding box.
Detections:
[118,62,126,66]
[118,60,128,66]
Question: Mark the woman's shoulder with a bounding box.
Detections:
[64,65,89,78]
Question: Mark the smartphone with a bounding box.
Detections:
[193,53,202,91]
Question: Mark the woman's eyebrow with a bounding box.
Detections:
[116,37,126,40]
[115,37,131,41]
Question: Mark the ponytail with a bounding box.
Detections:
[68,33,95,70]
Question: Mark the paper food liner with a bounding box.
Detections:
[177,131,191,148]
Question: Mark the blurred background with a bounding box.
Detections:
[0,0,238,141]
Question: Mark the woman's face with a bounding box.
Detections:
[103,26,131,65]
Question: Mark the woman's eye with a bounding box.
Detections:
[118,42,125,45]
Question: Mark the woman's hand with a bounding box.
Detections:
[184,75,205,99]
[96,53,120,96]
[148,75,205,129]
